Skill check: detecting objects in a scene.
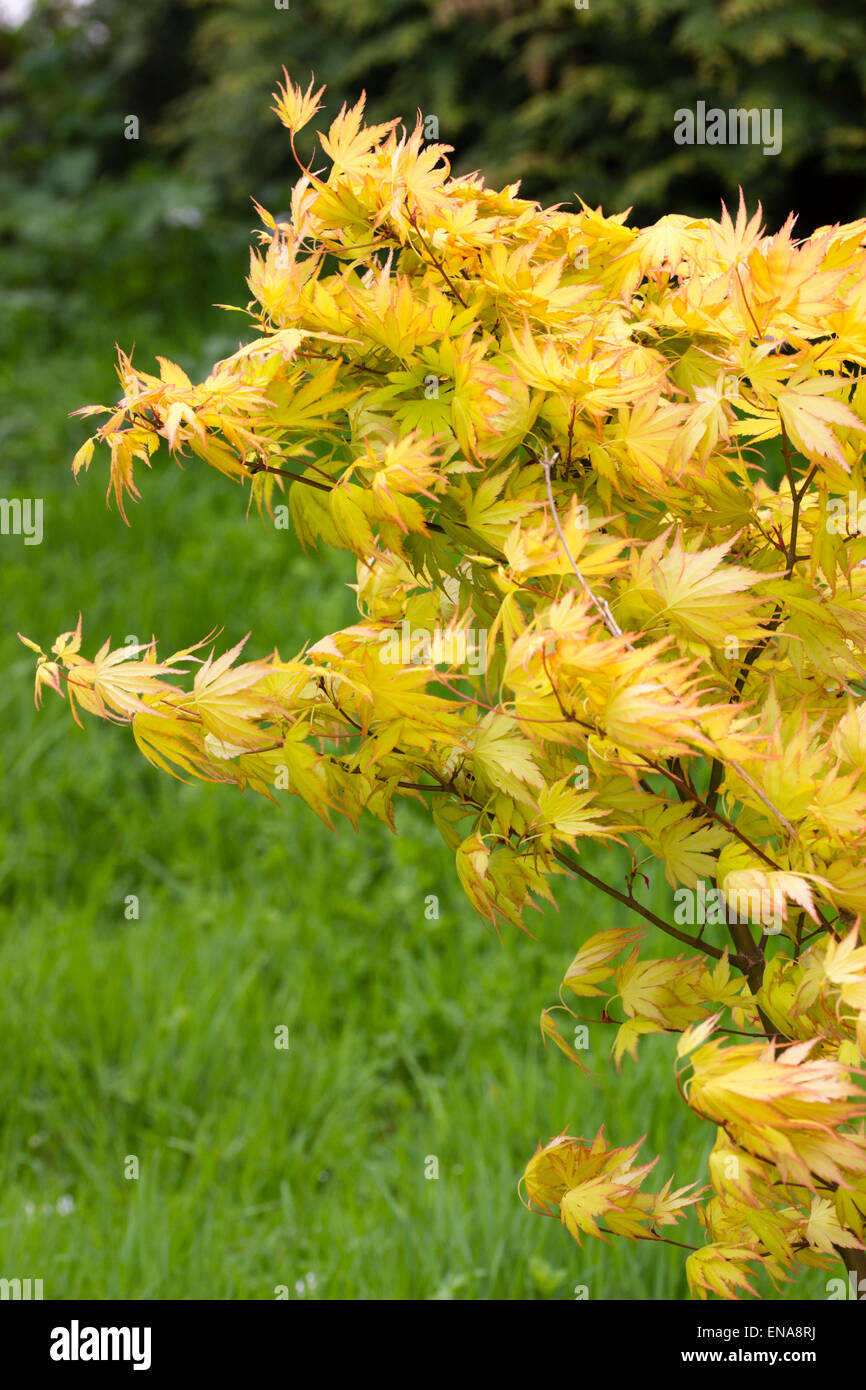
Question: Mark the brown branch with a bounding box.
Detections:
[552,847,733,964]
[600,1227,699,1252]
[406,209,468,307]
[630,756,784,871]
[244,458,332,494]
[243,458,453,535]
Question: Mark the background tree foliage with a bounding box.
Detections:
[166,0,866,229]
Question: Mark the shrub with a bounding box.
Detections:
[24,72,866,1299]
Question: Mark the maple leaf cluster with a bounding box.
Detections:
[23,71,866,1298]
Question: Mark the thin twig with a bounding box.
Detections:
[540,449,627,641]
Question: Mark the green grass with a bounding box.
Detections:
[0,331,828,1301]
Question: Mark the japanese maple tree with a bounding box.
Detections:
[23,73,866,1299]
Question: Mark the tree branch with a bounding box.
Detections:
[552,847,734,964]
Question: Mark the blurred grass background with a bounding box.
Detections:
[0,0,851,1299]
